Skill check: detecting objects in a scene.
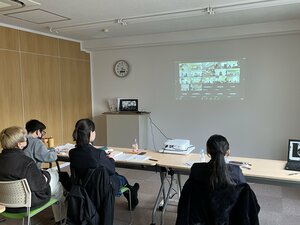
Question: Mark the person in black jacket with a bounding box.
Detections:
[0,126,66,224]
[69,118,139,210]
[189,134,246,189]
[0,126,51,212]
[176,134,260,225]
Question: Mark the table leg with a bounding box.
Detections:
[177,173,182,197]
[160,170,174,225]
[151,170,167,225]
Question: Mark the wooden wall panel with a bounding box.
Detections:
[21,53,63,145]
[60,58,92,143]
[0,26,91,145]
[59,39,89,60]
[0,26,19,50]
[0,50,23,130]
[19,31,59,56]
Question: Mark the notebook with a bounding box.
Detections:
[285,139,300,171]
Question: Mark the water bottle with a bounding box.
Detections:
[199,149,206,162]
[132,138,139,153]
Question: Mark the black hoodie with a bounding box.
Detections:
[0,148,51,212]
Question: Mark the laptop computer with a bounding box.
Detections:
[285,139,300,171]
[118,99,138,112]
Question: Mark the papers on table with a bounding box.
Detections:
[55,143,75,155]
[114,152,149,162]
[109,150,123,158]
[55,145,149,162]
[184,160,252,169]
[228,160,252,170]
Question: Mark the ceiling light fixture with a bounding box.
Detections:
[49,26,58,33]
[206,6,215,15]
[116,18,127,26]
[49,0,297,33]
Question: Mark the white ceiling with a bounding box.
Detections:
[1,0,300,41]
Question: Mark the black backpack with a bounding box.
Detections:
[67,170,100,225]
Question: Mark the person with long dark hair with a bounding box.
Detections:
[69,118,139,210]
[205,134,246,188]
[176,134,260,225]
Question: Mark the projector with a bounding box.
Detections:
[164,139,191,151]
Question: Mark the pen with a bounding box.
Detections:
[149,158,158,161]
[288,173,299,175]
[241,166,251,170]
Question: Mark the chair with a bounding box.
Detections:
[176,182,260,225]
[0,204,5,213]
[119,186,133,225]
[0,179,58,225]
[69,167,133,225]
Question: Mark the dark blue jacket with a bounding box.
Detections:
[69,144,120,194]
[176,162,260,225]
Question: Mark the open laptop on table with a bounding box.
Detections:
[285,139,300,171]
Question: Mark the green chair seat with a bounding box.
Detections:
[1,198,58,219]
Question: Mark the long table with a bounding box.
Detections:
[155,153,300,225]
[56,148,300,225]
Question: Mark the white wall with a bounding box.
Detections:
[91,33,300,160]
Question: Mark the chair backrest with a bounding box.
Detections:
[69,166,115,225]
[0,179,31,208]
[176,181,260,225]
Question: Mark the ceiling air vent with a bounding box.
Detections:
[0,0,24,12]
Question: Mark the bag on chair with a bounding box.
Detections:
[67,170,99,225]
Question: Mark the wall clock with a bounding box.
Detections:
[114,60,130,78]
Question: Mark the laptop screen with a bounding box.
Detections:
[288,139,300,161]
[119,99,138,112]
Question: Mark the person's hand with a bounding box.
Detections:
[107,151,114,159]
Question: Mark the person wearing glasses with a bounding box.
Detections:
[23,119,57,169]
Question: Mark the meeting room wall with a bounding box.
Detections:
[0,26,92,145]
[91,33,300,160]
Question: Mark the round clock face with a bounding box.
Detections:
[114,60,130,78]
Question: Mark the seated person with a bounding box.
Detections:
[69,118,139,210]
[0,126,66,224]
[24,119,57,169]
[176,134,260,225]
[190,134,246,187]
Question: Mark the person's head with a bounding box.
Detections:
[0,126,27,150]
[207,134,230,158]
[25,119,46,139]
[206,134,234,189]
[72,119,95,147]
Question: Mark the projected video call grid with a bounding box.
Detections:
[178,60,243,100]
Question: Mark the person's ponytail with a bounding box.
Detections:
[207,134,234,189]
